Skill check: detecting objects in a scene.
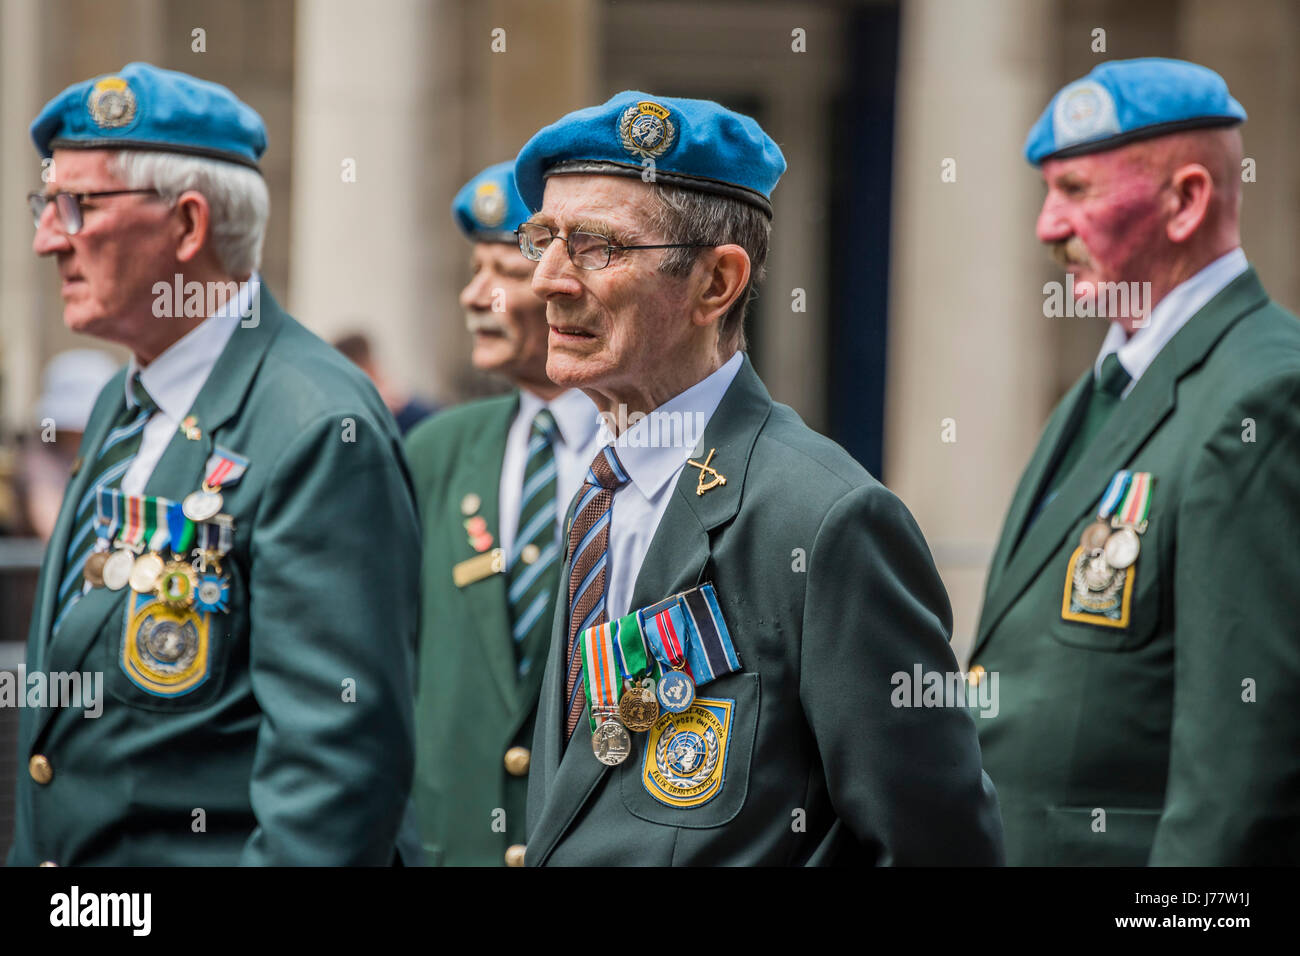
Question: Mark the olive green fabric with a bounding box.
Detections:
[974,267,1300,865]
[405,393,555,866]
[525,358,1004,865]
[7,288,421,866]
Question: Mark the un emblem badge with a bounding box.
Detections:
[121,592,211,696]
[618,101,676,160]
[642,697,732,808]
[87,76,138,129]
[471,181,507,228]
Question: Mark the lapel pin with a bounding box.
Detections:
[687,448,727,496]
[179,415,201,441]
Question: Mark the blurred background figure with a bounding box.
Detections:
[17,348,118,541]
[333,331,437,434]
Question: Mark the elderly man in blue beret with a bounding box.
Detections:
[404,161,598,865]
[972,58,1300,864]
[514,91,1003,865]
[11,63,421,865]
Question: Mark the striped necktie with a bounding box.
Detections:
[52,373,158,633]
[506,408,560,678]
[562,445,630,742]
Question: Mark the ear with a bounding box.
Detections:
[173,190,212,264]
[1166,163,1213,244]
[690,244,751,329]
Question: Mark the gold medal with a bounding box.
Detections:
[618,678,660,732]
[83,551,109,588]
[157,560,199,609]
[129,552,165,594]
[1079,520,1111,552]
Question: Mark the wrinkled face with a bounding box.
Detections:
[529,175,694,394]
[1036,146,1168,294]
[33,149,176,342]
[459,241,549,380]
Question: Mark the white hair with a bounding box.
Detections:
[112,150,269,276]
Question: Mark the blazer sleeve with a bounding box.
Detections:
[799,482,1005,864]
[1150,372,1300,864]
[239,412,420,865]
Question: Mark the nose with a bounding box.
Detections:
[459,268,495,312]
[1036,192,1072,244]
[530,238,582,301]
[32,203,71,256]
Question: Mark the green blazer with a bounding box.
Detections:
[7,288,421,866]
[973,267,1300,865]
[405,393,555,865]
[525,358,1004,865]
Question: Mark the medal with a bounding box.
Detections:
[108,494,148,591]
[656,668,696,713]
[592,719,631,766]
[130,497,172,593]
[1079,520,1111,552]
[183,487,223,522]
[84,487,122,588]
[83,551,109,588]
[129,552,165,593]
[194,573,231,614]
[1103,527,1140,569]
[102,548,136,591]
[186,516,235,613]
[183,447,250,521]
[619,677,660,732]
[157,560,198,609]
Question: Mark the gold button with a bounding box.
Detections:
[29,755,53,785]
[505,844,526,867]
[504,746,531,777]
[38,861,58,868]
[967,664,986,688]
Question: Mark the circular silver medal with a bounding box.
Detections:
[656,670,696,713]
[591,720,631,766]
[1103,527,1141,570]
[102,549,135,591]
[183,489,224,522]
[128,552,166,593]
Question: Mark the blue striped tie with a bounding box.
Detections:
[506,408,560,678]
[562,445,630,742]
[52,374,157,633]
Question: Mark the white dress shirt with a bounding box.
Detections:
[498,387,601,567]
[1094,248,1248,396]
[601,351,743,619]
[119,276,258,495]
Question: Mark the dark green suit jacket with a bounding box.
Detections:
[7,288,421,866]
[405,393,554,865]
[973,268,1300,865]
[525,358,1004,865]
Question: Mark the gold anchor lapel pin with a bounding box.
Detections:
[687,448,727,496]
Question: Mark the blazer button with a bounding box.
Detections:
[504,844,526,867]
[29,755,53,785]
[504,746,531,777]
[967,665,986,688]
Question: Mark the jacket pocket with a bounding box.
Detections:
[1051,533,1162,652]
[618,671,759,829]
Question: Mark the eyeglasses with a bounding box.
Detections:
[27,189,162,236]
[516,222,713,271]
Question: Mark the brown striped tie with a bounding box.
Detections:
[562,446,630,742]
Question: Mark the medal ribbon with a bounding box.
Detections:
[203,447,249,490]
[167,501,195,558]
[117,494,146,551]
[580,621,621,734]
[638,598,693,679]
[94,487,121,549]
[1117,471,1153,527]
[677,584,742,685]
[1095,470,1131,520]
[147,497,171,553]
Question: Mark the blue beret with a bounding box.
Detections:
[1025,58,1246,166]
[31,62,266,171]
[515,91,786,218]
[451,161,531,243]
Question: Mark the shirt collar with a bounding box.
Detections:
[1093,248,1248,389]
[126,273,257,417]
[517,386,600,450]
[598,351,744,500]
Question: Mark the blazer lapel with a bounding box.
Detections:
[974,267,1270,655]
[527,357,771,865]
[452,396,519,714]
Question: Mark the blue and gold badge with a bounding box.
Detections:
[87,76,137,129]
[618,101,676,160]
[121,592,211,696]
[471,180,507,228]
[642,696,732,808]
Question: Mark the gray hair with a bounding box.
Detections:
[644,184,771,351]
[112,150,269,276]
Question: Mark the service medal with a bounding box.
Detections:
[129,552,165,593]
[592,720,631,766]
[102,548,135,591]
[656,669,696,713]
[183,488,223,522]
[619,678,660,732]
[1103,527,1141,569]
[83,551,109,588]
[193,573,231,614]
[1079,520,1111,552]
[157,560,198,609]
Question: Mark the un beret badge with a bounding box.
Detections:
[619,101,676,160]
[471,181,507,228]
[87,76,137,129]
[1052,80,1120,149]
